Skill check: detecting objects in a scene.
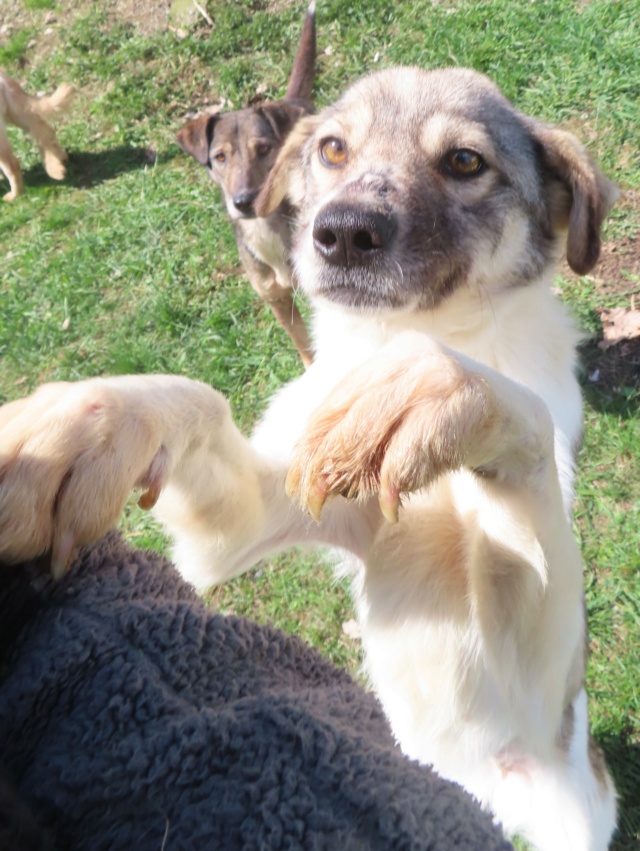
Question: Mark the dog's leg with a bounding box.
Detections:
[492,687,617,851]
[240,249,314,367]
[0,374,375,587]
[287,332,561,521]
[0,376,257,573]
[286,332,616,851]
[0,126,23,200]
[16,113,67,180]
[265,286,313,368]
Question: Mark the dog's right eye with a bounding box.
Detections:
[320,137,348,168]
[213,152,226,164]
[443,149,485,178]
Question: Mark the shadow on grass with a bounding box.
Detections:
[602,730,640,850]
[578,335,640,419]
[21,146,178,191]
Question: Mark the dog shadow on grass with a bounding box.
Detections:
[21,146,177,192]
[602,730,640,850]
[578,335,640,419]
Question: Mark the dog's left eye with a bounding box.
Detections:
[320,137,348,167]
[256,144,271,156]
[443,149,485,178]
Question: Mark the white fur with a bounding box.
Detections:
[151,271,614,849]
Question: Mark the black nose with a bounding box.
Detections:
[233,190,258,215]
[312,204,396,266]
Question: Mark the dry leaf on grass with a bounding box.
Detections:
[342,619,362,641]
[598,307,640,350]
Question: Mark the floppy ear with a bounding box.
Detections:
[176,113,219,166]
[254,113,320,217]
[258,99,313,143]
[533,124,619,275]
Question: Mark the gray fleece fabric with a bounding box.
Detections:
[0,532,511,851]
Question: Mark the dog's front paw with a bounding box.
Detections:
[0,376,229,574]
[287,341,491,523]
[43,152,67,180]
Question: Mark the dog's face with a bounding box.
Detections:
[176,100,311,221]
[256,67,617,314]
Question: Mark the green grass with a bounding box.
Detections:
[1,0,639,846]
[22,0,56,9]
[0,28,34,66]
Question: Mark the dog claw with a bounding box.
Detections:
[284,467,301,501]
[306,477,329,523]
[378,484,400,524]
[137,451,167,510]
[138,481,161,510]
[51,529,76,580]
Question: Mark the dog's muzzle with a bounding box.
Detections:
[312,203,396,267]
[232,189,259,217]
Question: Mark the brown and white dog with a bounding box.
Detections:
[176,4,316,366]
[0,67,618,850]
[0,70,75,201]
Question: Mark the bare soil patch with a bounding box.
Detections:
[563,189,640,392]
[0,0,172,73]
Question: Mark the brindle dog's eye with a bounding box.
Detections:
[444,149,485,178]
[213,152,226,164]
[256,144,271,157]
[320,137,347,167]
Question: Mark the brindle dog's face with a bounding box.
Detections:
[176,100,310,221]
[204,109,284,220]
[256,67,616,314]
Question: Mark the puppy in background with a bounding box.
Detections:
[176,3,316,366]
[0,70,75,201]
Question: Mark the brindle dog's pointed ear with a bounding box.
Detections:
[176,113,220,166]
[254,113,320,217]
[533,123,619,275]
[258,100,313,143]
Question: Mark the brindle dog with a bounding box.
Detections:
[176,4,316,366]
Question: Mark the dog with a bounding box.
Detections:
[0,70,75,201]
[175,3,316,367]
[0,67,619,850]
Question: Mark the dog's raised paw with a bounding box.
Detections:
[286,343,486,523]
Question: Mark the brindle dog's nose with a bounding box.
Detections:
[312,204,396,266]
[233,190,258,215]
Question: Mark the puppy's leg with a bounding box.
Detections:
[0,126,23,200]
[19,113,68,180]
[265,285,313,369]
[288,332,559,522]
[491,689,616,851]
[240,249,314,367]
[0,374,374,588]
[0,376,259,576]
[287,332,616,851]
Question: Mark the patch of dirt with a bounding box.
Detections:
[594,235,640,298]
[562,189,640,392]
[0,0,64,70]
[264,0,303,11]
[561,189,640,296]
[0,0,173,74]
[97,0,172,34]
